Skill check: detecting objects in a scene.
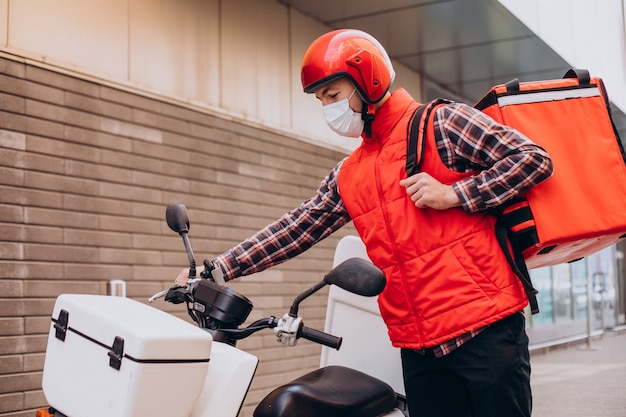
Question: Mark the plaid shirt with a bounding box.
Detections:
[214,99,552,357]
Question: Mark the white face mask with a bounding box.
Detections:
[323,90,364,138]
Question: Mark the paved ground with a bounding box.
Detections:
[531,329,626,417]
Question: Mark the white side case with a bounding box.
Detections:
[42,294,213,417]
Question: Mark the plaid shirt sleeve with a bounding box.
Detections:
[434,102,554,213]
[214,160,351,281]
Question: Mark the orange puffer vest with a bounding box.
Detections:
[337,89,527,349]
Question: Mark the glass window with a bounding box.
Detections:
[570,258,588,320]
[552,263,572,321]
[530,266,553,325]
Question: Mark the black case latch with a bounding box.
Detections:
[108,336,125,370]
[53,309,69,341]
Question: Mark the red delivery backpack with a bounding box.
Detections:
[406,69,626,313]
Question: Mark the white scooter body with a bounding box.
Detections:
[189,342,258,417]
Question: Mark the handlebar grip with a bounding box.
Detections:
[299,326,342,350]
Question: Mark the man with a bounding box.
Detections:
[177,29,553,417]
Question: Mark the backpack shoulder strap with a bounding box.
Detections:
[405,98,451,176]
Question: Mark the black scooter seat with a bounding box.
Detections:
[253,365,398,417]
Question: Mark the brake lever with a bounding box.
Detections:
[148,288,170,303]
[148,278,200,303]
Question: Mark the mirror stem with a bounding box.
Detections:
[180,231,197,278]
[289,280,327,317]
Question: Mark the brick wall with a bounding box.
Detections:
[0,56,355,416]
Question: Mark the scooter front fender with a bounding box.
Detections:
[189,341,259,417]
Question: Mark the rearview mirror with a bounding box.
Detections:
[324,258,386,297]
[166,203,190,235]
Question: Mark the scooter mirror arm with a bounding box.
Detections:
[289,280,327,316]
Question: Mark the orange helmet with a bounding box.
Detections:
[301,29,395,104]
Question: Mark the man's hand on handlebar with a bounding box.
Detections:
[174,265,204,286]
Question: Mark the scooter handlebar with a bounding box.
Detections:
[299,326,342,350]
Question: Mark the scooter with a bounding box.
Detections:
[37,203,408,417]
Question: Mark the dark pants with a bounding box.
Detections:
[401,312,532,417]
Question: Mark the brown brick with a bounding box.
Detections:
[0,187,64,209]
[26,100,100,131]
[100,117,163,143]
[161,130,196,151]
[23,243,98,263]
[63,263,133,281]
[133,264,181,282]
[0,391,25,414]
[100,147,163,170]
[132,234,176,251]
[18,225,63,245]
[0,242,23,260]
[2,76,63,104]
[24,117,65,140]
[27,65,99,97]
[24,317,51,336]
[64,229,131,248]
[63,194,132,216]
[24,389,47,410]
[0,371,43,394]
[23,280,100,298]
[0,262,65,280]
[0,74,27,98]
[23,352,46,372]
[0,279,24,297]
[0,335,48,355]
[99,214,161,234]
[22,152,66,175]
[99,181,163,203]
[1,356,27,378]
[132,202,168,220]
[162,158,216,183]
[100,85,162,113]
[132,170,190,192]
[0,111,27,132]
[0,91,26,113]
[66,159,134,184]
[159,101,203,124]
[64,125,133,152]
[26,135,101,164]
[0,318,24,337]
[65,91,133,122]
[0,263,24,280]
[133,108,190,135]
[0,132,25,156]
[24,207,98,229]
[0,58,26,78]
[5,410,39,417]
[99,247,162,265]
[0,166,24,187]
[138,140,190,164]
[25,171,99,196]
